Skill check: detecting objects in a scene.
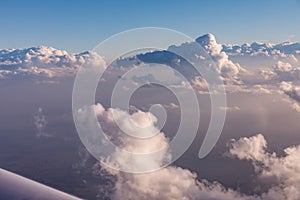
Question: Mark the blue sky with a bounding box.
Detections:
[1,0,300,52]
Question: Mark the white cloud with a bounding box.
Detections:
[113,166,250,200]
[259,69,277,81]
[229,134,300,200]
[196,34,243,81]
[191,76,209,90]
[78,104,300,200]
[166,33,244,82]
[280,81,300,112]
[163,103,179,109]
[0,46,104,79]
[223,41,300,58]
[79,104,255,200]
[92,103,169,171]
[259,61,300,83]
[76,103,170,171]
[273,61,300,82]
[33,107,51,138]
[219,106,240,112]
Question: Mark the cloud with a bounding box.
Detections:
[78,104,256,200]
[196,34,243,81]
[72,146,92,174]
[92,103,169,171]
[163,103,179,109]
[269,61,300,82]
[166,33,244,82]
[113,166,250,200]
[78,104,300,200]
[259,69,277,81]
[219,106,240,112]
[112,36,300,97]
[229,134,300,200]
[167,76,212,94]
[257,61,300,110]
[280,81,300,112]
[0,46,104,79]
[33,107,51,138]
[223,41,300,58]
[2,36,295,98]
[219,84,273,95]
[280,81,300,101]
[229,134,267,162]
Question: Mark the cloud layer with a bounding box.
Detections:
[223,41,300,58]
[0,46,103,78]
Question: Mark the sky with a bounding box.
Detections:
[1,0,300,52]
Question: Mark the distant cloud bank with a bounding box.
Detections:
[1,33,300,112]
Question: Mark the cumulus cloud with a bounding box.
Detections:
[257,61,300,104]
[272,61,300,82]
[117,35,300,96]
[223,41,300,59]
[113,166,250,200]
[0,46,104,79]
[196,34,243,81]
[260,61,300,83]
[78,104,300,200]
[229,134,300,200]
[224,42,300,84]
[259,69,277,81]
[78,104,255,200]
[90,103,169,171]
[33,107,51,138]
[165,33,244,82]
[280,81,300,112]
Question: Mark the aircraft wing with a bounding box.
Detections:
[0,168,82,200]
